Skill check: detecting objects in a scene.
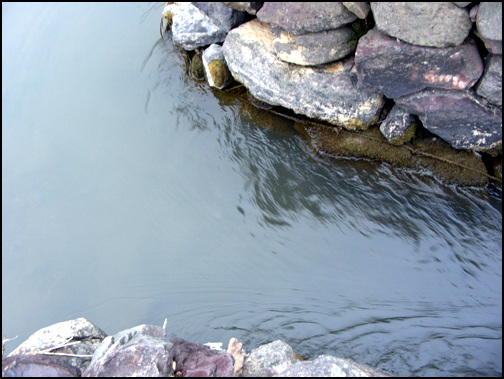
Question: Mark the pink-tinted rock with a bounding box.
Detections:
[355,29,483,98]
[170,338,235,377]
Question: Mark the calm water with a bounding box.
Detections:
[2,3,502,376]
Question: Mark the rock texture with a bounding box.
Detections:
[476,2,502,41]
[257,2,357,35]
[222,19,384,130]
[203,44,233,89]
[371,2,472,47]
[379,105,417,145]
[272,26,358,66]
[167,2,247,50]
[395,89,502,154]
[277,354,390,377]
[8,318,106,373]
[476,54,502,106]
[355,29,483,98]
[241,340,299,377]
[2,354,81,377]
[82,325,174,377]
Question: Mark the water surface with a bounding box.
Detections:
[2,3,502,376]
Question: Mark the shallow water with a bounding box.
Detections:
[2,3,502,376]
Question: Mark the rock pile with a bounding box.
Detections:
[161,2,502,185]
[2,318,390,377]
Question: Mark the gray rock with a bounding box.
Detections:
[203,44,233,89]
[453,2,473,7]
[273,26,358,66]
[371,2,472,47]
[277,355,390,377]
[355,28,483,98]
[170,2,247,51]
[223,2,263,15]
[257,2,357,35]
[476,54,502,106]
[343,2,371,19]
[2,354,81,377]
[380,105,417,145]
[241,340,299,377]
[395,89,502,154]
[82,324,174,377]
[8,318,107,373]
[222,19,384,130]
[476,2,502,41]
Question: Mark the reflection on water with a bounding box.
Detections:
[2,3,502,377]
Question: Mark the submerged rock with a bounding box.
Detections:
[222,19,384,130]
[355,29,483,98]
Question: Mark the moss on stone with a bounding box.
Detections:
[208,59,231,89]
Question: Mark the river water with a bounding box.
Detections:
[2,3,502,376]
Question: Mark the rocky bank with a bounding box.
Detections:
[161,2,502,186]
[2,318,391,377]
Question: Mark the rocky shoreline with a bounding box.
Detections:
[2,318,391,377]
[161,2,502,187]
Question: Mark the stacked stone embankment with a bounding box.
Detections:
[161,2,502,185]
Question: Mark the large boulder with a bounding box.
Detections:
[8,318,107,373]
[355,28,483,98]
[241,340,299,377]
[166,2,247,50]
[257,2,357,34]
[371,2,472,47]
[395,89,502,154]
[277,354,390,377]
[82,324,174,377]
[222,19,384,130]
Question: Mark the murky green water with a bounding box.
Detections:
[2,3,502,376]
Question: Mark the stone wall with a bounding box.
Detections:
[161,2,502,185]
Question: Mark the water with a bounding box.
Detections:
[2,3,502,376]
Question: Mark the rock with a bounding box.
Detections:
[395,89,502,154]
[272,26,358,66]
[256,2,357,35]
[8,318,106,373]
[343,2,371,19]
[355,29,483,98]
[380,105,417,145]
[169,2,247,51]
[227,337,244,376]
[476,54,502,106]
[453,2,473,8]
[277,354,390,377]
[170,338,235,377]
[222,19,384,130]
[476,2,502,41]
[371,2,472,47]
[190,51,205,80]
[241,340,299,377]
[296,123,490,186]
[203,44,233,89]
[2,354,81,377]
[223,2,263,15]
[82,324,174,377]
